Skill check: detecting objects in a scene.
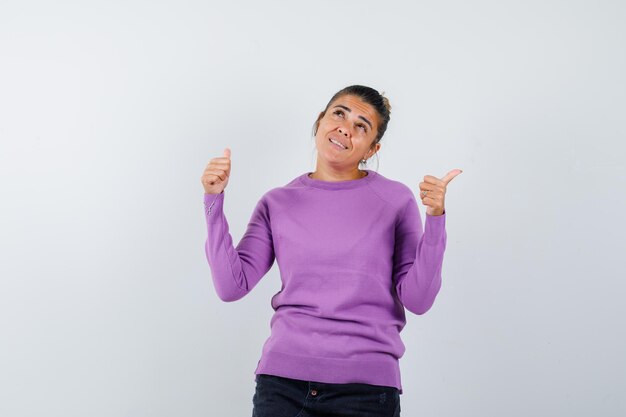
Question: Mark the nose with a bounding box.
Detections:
[337,126,349,137]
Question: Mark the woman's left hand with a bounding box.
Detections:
[419,169,463,216]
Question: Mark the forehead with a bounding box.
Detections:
[329,95,379,127]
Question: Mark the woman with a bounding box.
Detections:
[201,85,461,416]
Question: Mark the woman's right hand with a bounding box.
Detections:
[201,148,231,194]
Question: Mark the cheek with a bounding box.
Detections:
[316,120,334,138]
[315,131,328,148]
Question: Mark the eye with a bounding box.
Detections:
[333,109,344,117]
[356,123,367,132]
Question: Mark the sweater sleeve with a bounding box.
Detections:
[203,191,275,302]
[393,192,447,315]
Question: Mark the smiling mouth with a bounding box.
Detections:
[329,137,348,149]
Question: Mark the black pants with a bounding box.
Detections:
[252,374,401,417]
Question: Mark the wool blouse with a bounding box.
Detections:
[203,169,447,393]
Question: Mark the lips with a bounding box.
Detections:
[328,136,348,149]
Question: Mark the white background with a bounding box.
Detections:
[1,1,624,416]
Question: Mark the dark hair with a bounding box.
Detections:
[312,85,392,147]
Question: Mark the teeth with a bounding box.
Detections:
[330,138,347,149]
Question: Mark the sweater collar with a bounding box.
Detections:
[299,169,376,190]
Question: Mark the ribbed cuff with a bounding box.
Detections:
[204,191,225,220]
[424,211,446,245]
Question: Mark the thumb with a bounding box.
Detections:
[441,168,462,185]
[223,147,231,159]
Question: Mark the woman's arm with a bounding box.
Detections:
[392,193,447,315]
[204,191,275,302]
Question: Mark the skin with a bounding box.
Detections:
[201,95,462,215]
[310,94,381,182]
[419,170,462,216]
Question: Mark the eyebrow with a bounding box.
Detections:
[332,105,373,130]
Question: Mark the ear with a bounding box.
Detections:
[368,142,381,158]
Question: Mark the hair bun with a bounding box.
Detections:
[380,91,392,113]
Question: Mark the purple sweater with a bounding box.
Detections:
[203,169,447,393]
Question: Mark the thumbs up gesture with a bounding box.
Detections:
[201,148,232,194]
[418,169,462,216]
